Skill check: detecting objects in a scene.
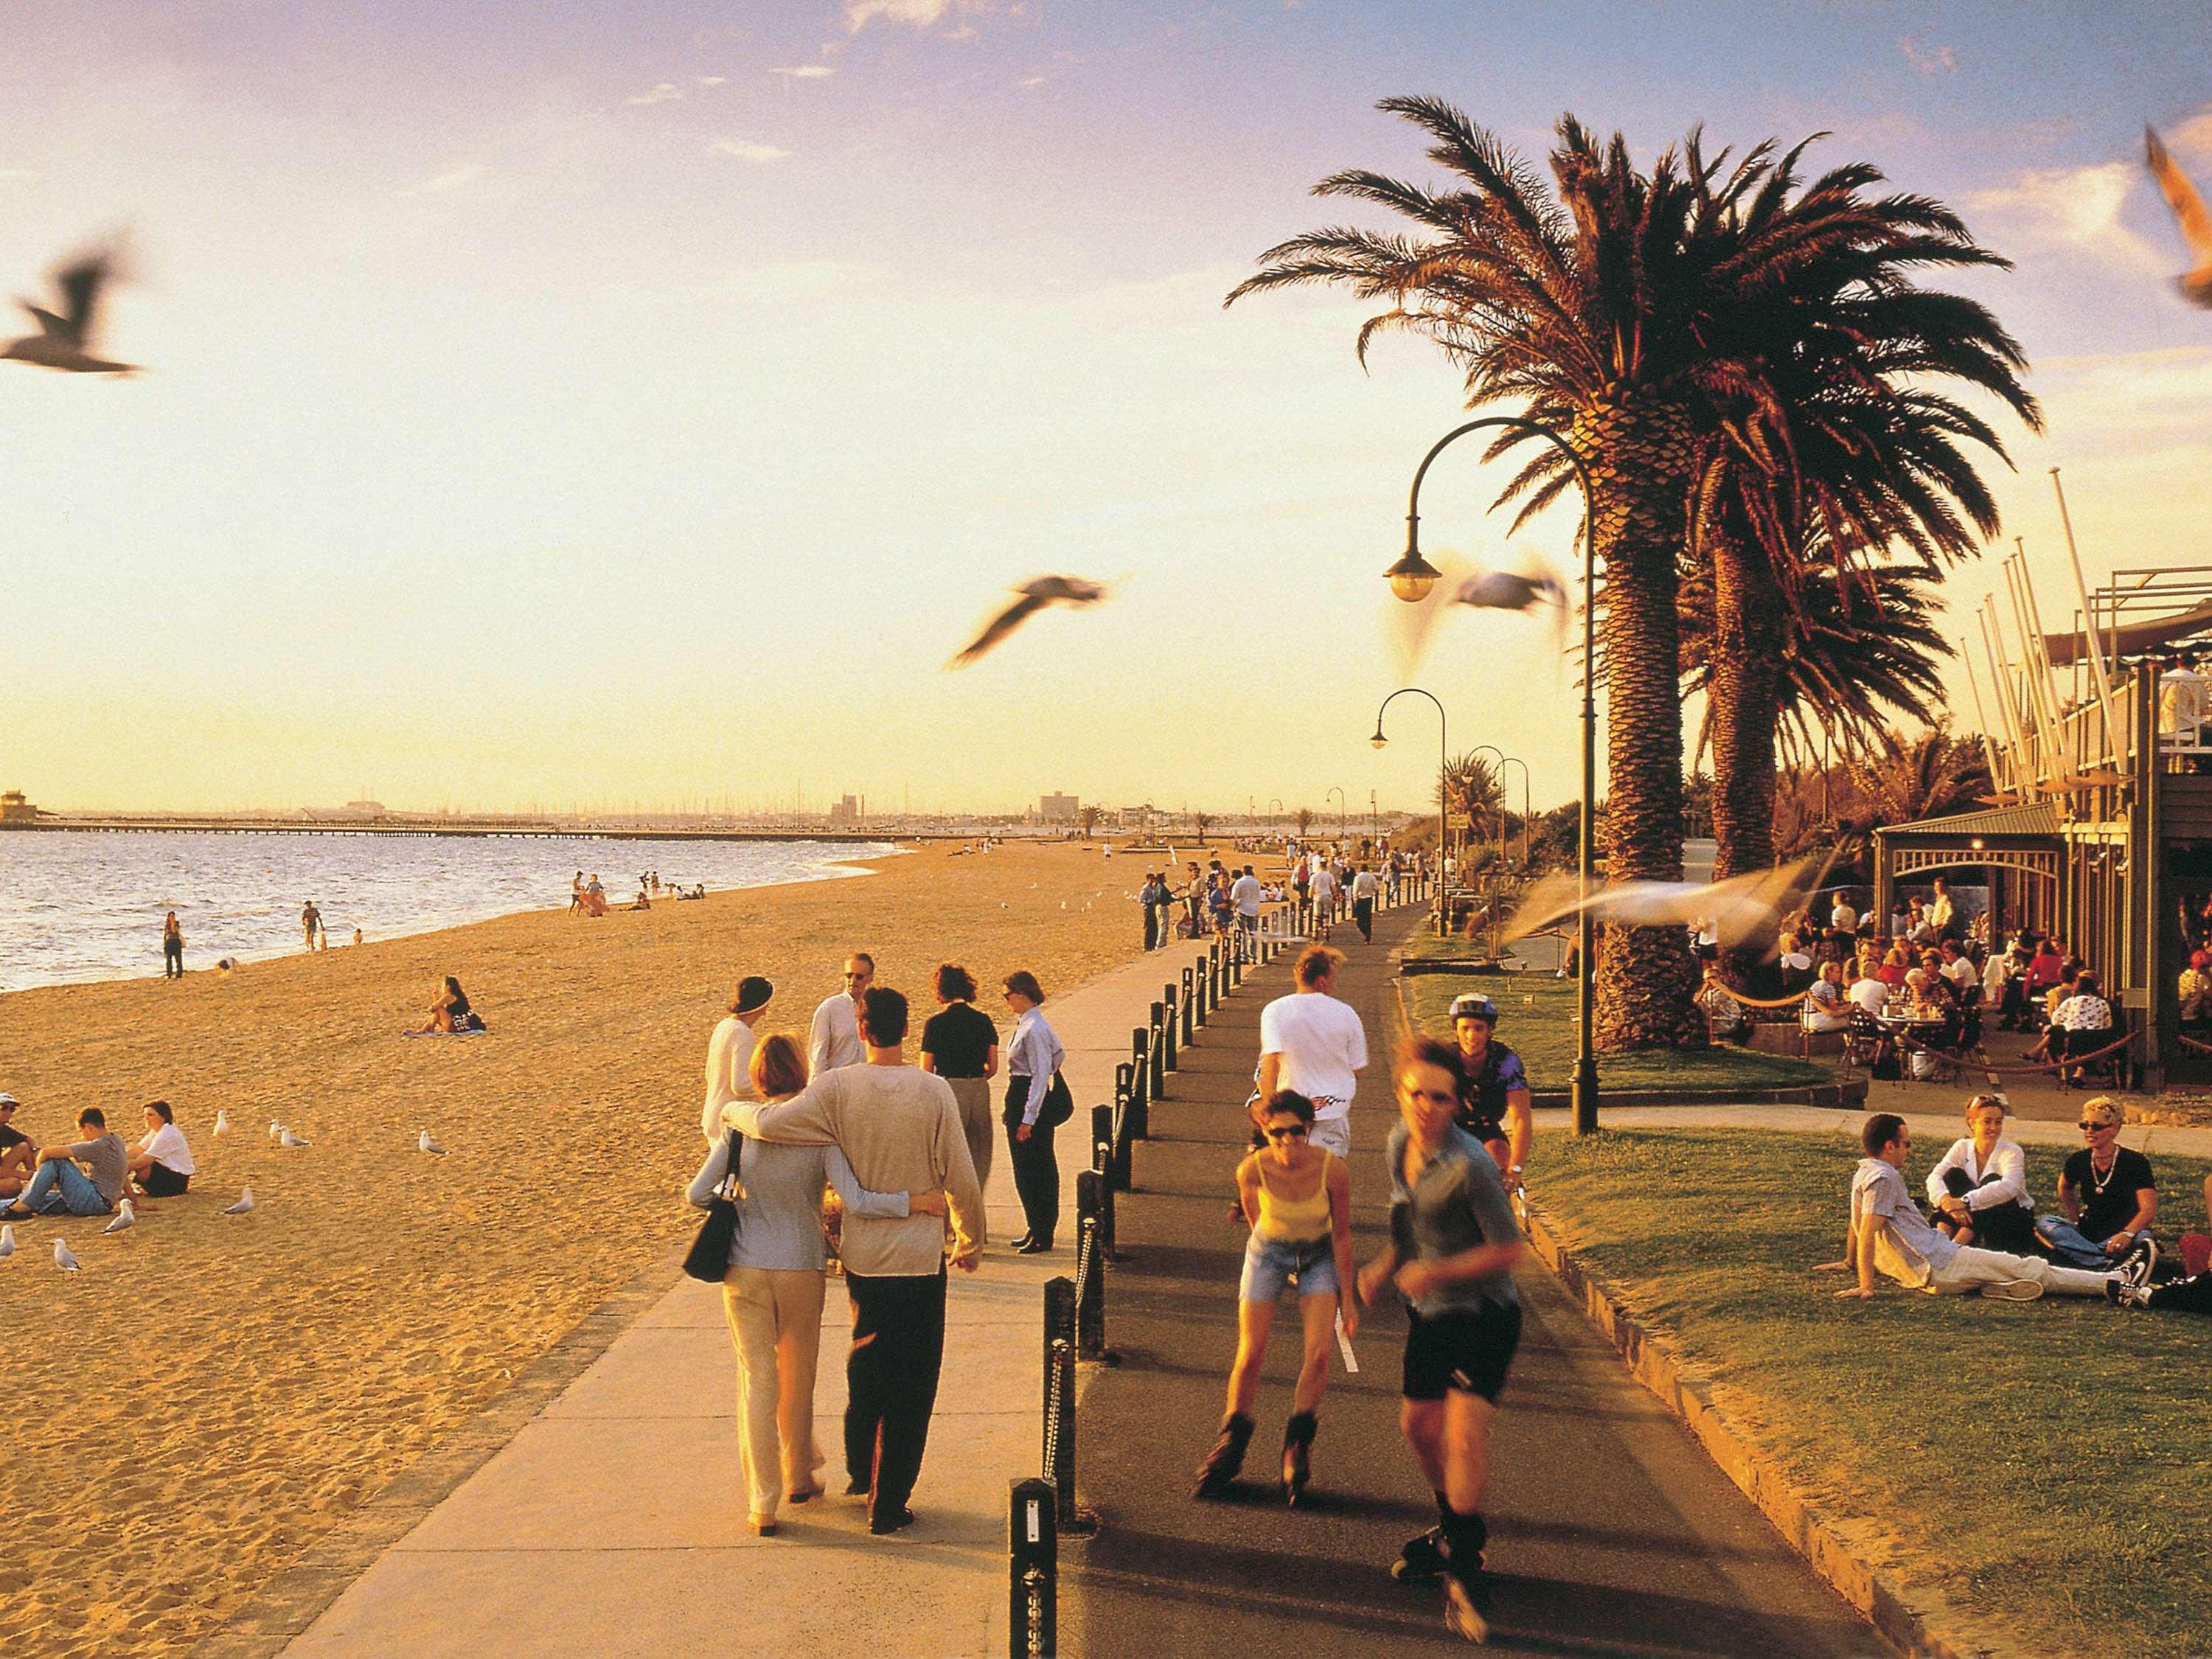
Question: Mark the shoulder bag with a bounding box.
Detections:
[682,1130,743,1282]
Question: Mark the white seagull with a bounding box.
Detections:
[103,1200,136,1235]
[268,1119,285,1143]
[223,1186,256,1215]
[2146,127,2212,309]
[1449,568,1566,613]
[1,245,139,375]
[279,1127,312,1149]
[215,1109,232,1135]
[948,575,1117,668]
[0,1222,15,1259]
[419,1130,447,1155]
[55,1238,81,1273]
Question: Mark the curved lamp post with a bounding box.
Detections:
[1326,785,1347,841]
[1267,797,1284,838]
[1385,414,1598,1135]
[1470,743,1508,869]
[1370,686,1447,935]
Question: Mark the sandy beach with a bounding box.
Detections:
[0,840,1180,1659]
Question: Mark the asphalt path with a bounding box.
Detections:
[1061,904,1884,1658]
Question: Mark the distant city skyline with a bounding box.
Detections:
[2,2,2208,815]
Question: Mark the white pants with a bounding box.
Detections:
[1924,1247,2112,1298]
[722,1267,828,1518]
[1308,1116,1351,1161]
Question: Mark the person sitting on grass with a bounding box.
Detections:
[1,1107,127,1220]
[407,975,485,1036]
[1819,1113,2129,1301]
[1924,1093,2034,1254]
[0,1093,35,1200]
[125,1100,195,1200]
[2033,1097,2158,1274]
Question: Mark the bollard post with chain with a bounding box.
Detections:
[1008,1478,1057,1659]
[1162,985,1178,1071]
[1148,1003,1166,1100]
[1182,965,1197,1040]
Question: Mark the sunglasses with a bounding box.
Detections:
[2079,1120,2117,1132]
[1265,1125,1309,1141]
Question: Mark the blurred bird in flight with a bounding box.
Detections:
[1,243,139,374]
[948,575,1116,668]
[2146,127,2212,309]
[1502,855,1830,953]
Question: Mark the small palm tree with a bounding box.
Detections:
[1295,807,1316,838]
[1076,805,1101,841]
[1192,808,1214,843]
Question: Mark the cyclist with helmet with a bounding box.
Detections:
[1448,992,1531,1194]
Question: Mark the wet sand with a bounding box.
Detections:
[0,840,1171,1659]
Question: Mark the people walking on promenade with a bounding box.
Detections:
[919,963,998,1194]
[700,975,775,1144]
[1194,1090,1356,1505]
[1356,1037,1527,1644]
[726,987,985,1536]
[1230,865,1263,956]
[1257,945,1368,1160]
[161,911,185,978]
[1349,864,1379,942]
[1001,970,1068,1254]
[1448,993,1531,1192]
[808,953,872,1077]
[691,1034,945,1537]
[1310,857,1338,928]
[1139,872,1164,951]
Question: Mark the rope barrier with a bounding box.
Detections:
[2176,1029,2212,1056]
[1711,976,1814,1011]
[1904,1026,2140,1077]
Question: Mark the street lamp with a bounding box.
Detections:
[1268,797,1284,840]
[1387,414,1599,1135]
[1497,756,1532,870]
[1471,744,1507,869]
[1326,785,1346,841]
[1371,686,1447,935]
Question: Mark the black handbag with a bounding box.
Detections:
[682,1130,743,1282]
[1040,1071,1075,1129]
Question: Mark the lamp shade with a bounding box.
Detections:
[1384,549,1442,604]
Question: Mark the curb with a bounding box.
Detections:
[1522,1207,2032,1659]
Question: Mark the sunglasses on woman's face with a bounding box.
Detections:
[2079,1120,2115,1133]
[1265,1125,1308,1141]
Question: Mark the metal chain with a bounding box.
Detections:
[1022,1566,1047,1659]
[1042,1338,1067,1478]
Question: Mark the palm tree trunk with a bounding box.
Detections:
[1706,532,1783,881]
[1576,400,1706,1051]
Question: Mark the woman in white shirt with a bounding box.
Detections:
[1845,961,1891,1018]
[125,1100,195,1198]
[1801,961,1851,1032]
[1001,970,1068,1256]
[1924,1093,2034,1253]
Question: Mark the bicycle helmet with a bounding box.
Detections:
[1447,992,1500,1026]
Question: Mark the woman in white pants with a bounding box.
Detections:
[689,1034,947,1534]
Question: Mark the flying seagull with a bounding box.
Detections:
[2146,128,2212,308]
[947,575,1113,668]
[223,1186,256,1215]
[419,1130,447,1155]
[103,1199,137,1235]
[1450,568,1565,613]
[55,1238,81,1273]
[0,1222,14,1259]
[1,246,139,374]
[1503,855,1829,953]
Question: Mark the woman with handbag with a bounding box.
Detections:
[1001,970,1069,1256]
[686,1034,947,1537]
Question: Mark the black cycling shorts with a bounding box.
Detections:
[1402,1300,1523,1404]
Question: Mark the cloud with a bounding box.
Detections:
[844,0,1015,33]
[1968,162,2162,271]
[1899,36,1957,77]
[394,164,485,198]
[627,83,683,105]
[695,75,727,88]
[771,65,836,79]
[712,138,791,162]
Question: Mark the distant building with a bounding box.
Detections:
[828,793,862,827]
[1039,793,1079,826]
[1117,804,1154,830]
[344,799,387,818]
[0,790,35,826]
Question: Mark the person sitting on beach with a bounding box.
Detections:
[630,885,652,911]
[1924,1094,2034,1254]
[125,1100,195,1200]
[1819,1113,2122,1302]
[2,1107,127,1220]
[0,1093,35,1200]
[689,1033,945,1537]
[2033,1096,2159,1275]
[407,975,485,1036]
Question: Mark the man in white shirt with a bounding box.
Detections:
[701,975,774,1143]
[1230,866,1264,954]
[1830,894,1858,935]
[1845,963,1890,1018]
[1310,860,1338,925]
[1257,945,1368,1159]
[1938,943,1978,998]
[1349,865,1381,942]
[810,955,873,1078]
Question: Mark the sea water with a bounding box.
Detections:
[0,832,900,992]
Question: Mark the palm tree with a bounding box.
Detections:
[1230,102,1795,1046]
[1438,752,1503,860]
[1295,807,1316,838]
[1077,805,1101,841]
[1192,808,1214,844]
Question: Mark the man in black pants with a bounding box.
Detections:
[726,986,986,1535]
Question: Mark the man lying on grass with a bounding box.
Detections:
[1820,1113,2139,1302]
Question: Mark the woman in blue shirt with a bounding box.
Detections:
[1001,970,1068,1255]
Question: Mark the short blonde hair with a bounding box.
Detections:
[2079,1095,2124,1128]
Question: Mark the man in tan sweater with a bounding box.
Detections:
[727,984,986,1536]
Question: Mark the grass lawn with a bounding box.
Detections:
[1538,1127,2212,1659]
[1402,966,1833,1093]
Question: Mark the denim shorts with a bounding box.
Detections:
[1239,1232,1338,1302]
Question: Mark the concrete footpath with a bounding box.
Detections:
[201,934,1237,1659]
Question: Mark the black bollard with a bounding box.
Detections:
[1008,1478,1057,1659]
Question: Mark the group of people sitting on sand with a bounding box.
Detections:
[0,1093,196,1220]
[570,870,705,917]
[1821,1093,2212,1315]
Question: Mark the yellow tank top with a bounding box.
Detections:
[1256,1152,1335,1242]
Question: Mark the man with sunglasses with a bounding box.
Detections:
[810,954,874,1078]
[2034,1097,2160,1278]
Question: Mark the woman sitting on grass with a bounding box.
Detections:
[407,975,485,1036]
[1924,1094,2034,1254]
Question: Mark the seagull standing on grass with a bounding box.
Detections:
[54,1239,81,1273]
[947,575,1116,667]
[2146,127,2212,309]
[104,1200,136,1235]
[1,246,139,375]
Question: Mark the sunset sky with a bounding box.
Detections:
[2,1,2209,818]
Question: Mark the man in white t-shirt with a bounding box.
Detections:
[1229,866,1264,953]
[810,954,872,1078]
[1846,966,1890,1018]
[1349,866,1380,942]
[1310,860,1338,923]
[1257,945,1368,1159]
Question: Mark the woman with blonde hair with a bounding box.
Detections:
[1924,1094,2034,1253]
[687,1033,947,1536]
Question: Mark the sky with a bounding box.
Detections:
[1,0,2209,818]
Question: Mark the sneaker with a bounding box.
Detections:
[1392,1526,1450,1582]
[1979,1277,2045,1301]
[2103,1279,2153,1309]
[2119,1234,2159,1288]
[1443,1573,1491,1644]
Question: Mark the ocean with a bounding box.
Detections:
[0,832,900,992]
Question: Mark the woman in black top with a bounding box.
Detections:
[919,962,999,1194]
[2034,1097,2158,1273]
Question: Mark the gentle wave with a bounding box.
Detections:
[0,832,901,992]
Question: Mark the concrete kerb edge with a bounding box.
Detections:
[188,1251,688,1659]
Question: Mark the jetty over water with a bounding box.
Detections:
[5,814,1012,844]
